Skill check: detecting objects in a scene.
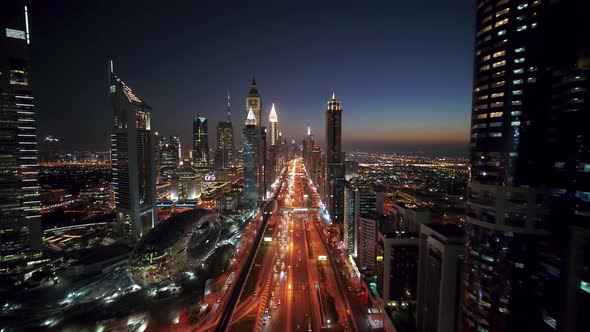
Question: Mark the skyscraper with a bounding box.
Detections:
[242,108,259,208]
[215,93,234,170]
[266,103,279,187]
[0,0,43,287]
[464,1,589,331]
[193,117,209,167]
[246,77,261,128]
[109,61,157,242]
[40,135,59,162]
[325,93,345,223]
[159,135,180,180]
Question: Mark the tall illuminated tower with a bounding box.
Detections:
[242,108,259,208]
[215,93,234,170]
[246,77,261,128]
[0,0,43,287]
[266,103,279,187]
[193,117,209,167]
[109,61,157,242]
[463,1,590,331]
[325,93,345,223]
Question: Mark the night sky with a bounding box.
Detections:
[30,0,475,155]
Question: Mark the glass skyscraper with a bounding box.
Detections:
[193,117,209,167]
[325,93,345,223]
[109,61,157,243]
[242,108,259,208]
[0,0,42,287]
[464,1,589,331]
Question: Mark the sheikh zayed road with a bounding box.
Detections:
[224,159,381,331]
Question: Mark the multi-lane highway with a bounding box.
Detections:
[228,158,374,332]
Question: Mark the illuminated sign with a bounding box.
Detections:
[264,237,272,242]
[318,255,327,261]
[376,255,383,262]
[204,174,216,182]
[6,28,25,40]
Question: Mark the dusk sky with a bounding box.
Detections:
[30,0,475,155]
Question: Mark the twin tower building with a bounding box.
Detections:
[109,70,282,241]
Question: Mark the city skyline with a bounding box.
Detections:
[29,0,473,154]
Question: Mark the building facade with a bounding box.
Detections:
[242,108,259,208]
[325,93,346,223]
[246,78,261,128]
[344,184,360,257]
[109,61,157,242]
[0,0,43,287]
[417,223,464,332]
[193,117,209,167]
[214,93,234,171]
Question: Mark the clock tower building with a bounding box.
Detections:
[246,77,261,127]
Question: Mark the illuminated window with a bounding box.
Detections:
[493,71,506,78]
[491,102,504,108]
[490,112,503,118]
[477,114,489,119]
[517,15,527,21]
[479,25,492,35]
[489,132,503,137]
[516,25,527,32]
[492,81,505,88]
[475,104,489,111]
[517,3,529,10]
[514,57,525,63]
[527,77,536,83]
[515,47,526,53]
[495,19,509,27]
[531,22,538,28]
[529,66,538,72]
[514,68,524,74]
[493,60,506,68]
[497,30,507,36]
[513,79,523,84]
[10,69,29,86]
[473,123,488,129]
[478,95,490,101]
[496,0,509,6]
[475,84,489,92]
[512,100,522,105]
[511,121,521,126]
[493,50,506,58]
[491,93,504,98]
[511,111,522,116]
[490,122,502,127]
[482,15,493,23]
[482,54,491,61]
[495,8,510,17]
[512,90,523,95]
[480,65,491,72]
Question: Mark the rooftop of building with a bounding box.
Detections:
[382,230,419,240]
[423,222,464,239]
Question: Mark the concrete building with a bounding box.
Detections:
[359,216,378,271]
[393,202,431,234]
[417,223,464,332]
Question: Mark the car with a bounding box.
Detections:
[347,309,351,316]
[216,298,221,303]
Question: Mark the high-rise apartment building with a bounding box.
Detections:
[193,117,209,167]
[0,0,43,287]
[464,1,589,331]
[109,61,156,242]
[215,93,234,170]
[325,93,345,223]
[159,136,180,180]
[242,108,259,208]
[344,184,360,257]
[246,78,261,128]
[40,135,59,162]
[417,223,464,332]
